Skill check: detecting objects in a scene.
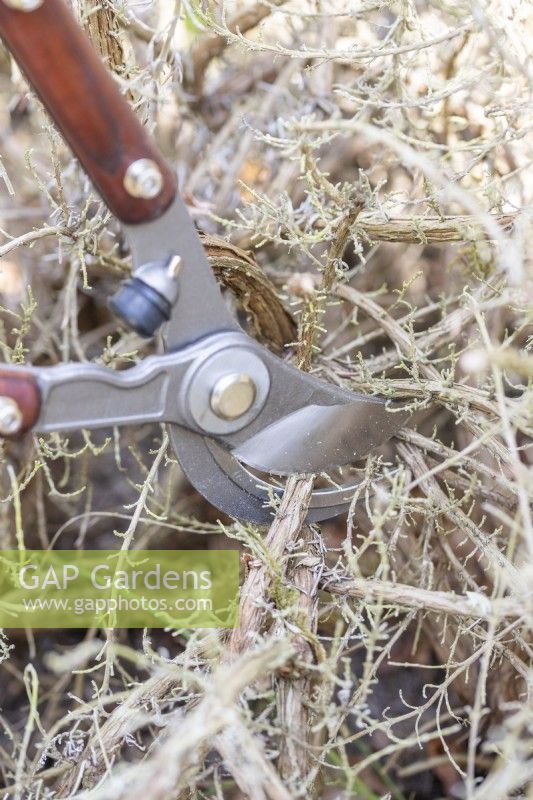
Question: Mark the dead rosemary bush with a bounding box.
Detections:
[0,1,532,798]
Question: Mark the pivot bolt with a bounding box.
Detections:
[210,373,256,420]
[1,0,43,9]
[0,396,23,435]
[186,345,270,435]
[123,159,163,199]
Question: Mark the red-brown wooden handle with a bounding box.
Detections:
[0,0,177,224]
[0,368,41,435]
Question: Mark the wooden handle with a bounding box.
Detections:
[0,0,177,224]
[0,369,41,435]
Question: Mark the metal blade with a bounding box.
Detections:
[232,401,409,475]
[169,426,358,524]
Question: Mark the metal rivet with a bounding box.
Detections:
[210,373,257,420]
[1,0,43,9]
[0,396,23,435]
[123,159,164,199]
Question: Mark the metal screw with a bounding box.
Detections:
[166,255,182,278]
[123,159,164,199]
[210,373,256,420]
[0,396,23,435]
[1,0,43,9]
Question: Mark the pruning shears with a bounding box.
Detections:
[0,0,409,523]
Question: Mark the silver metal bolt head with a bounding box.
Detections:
[1,0,43,9]
[123,159,164,199]
[0,396,23,435]
[210,373,257,421]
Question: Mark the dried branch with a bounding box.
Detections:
[321,574,527,622]
[186,0,287,95]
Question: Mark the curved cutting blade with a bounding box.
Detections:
[232,401,410,475]
[170,426,358,524]
[199,340,411,478]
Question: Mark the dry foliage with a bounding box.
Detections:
[0,0,532,798]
